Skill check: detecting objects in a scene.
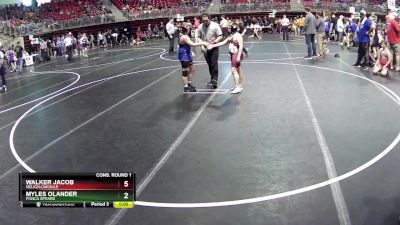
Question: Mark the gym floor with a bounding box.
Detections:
[1,34,400,225]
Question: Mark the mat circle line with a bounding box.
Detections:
[9,64,184,174]
[0,71,80,115]
[0,48,166,114]
[135,62,400,207]
[35,48,166,72]
[160,52,304,62]
[8,62,400,208]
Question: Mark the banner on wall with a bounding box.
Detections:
[176,14,184,22]
[388,0,396,10]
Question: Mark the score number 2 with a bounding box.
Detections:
[122,180,130,200]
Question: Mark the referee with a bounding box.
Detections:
[0,43,6,91]
[281,14,290,41]
[166,18,177,54]
[196,13,223,88]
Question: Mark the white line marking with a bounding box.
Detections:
[0,81,106,180]
[139,72,231,193]
[220,52,345,56]
[283,44,352,225]
[2,76,51,93]
[56,49,165,71]
[3,48,163,82]
[0,72,80,114]
[239,57,304,61]
[6,61,400,209]
[5,65,182,176]
[32,49,164,73]
[195,88,229,92]
[105,71,231,225]
[104,47,164,52]
[5,49,186,177]
[244,41,305,45]
[17,46,159,74]
[0,55,162,130]
[6,73,45,80]
[34,47,158,71]
[0,78,74,110]
[337,58,400,105]
[0,49,163,115]
[183,92,229,94]
[128,62,400,208]
[221,53,304,55]
[0,80,107,132]
[160,52,303,63]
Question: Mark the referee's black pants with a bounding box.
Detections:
[0,64,6,86]
[168,36,174,53]
[355,42,369,66]
[204,47,219,81]
[282,26,289,41]
[66,45,73,61]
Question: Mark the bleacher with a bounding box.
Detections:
[40,0,104,20]
[0,0,392,38]
[111,0,210,19]
[112,0,182,11]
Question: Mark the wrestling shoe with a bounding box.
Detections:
[231,87,242,94]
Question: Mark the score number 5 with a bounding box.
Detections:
[124,180,129,188]
[123,180,130,200]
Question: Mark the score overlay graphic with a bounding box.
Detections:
[19,172,136,208]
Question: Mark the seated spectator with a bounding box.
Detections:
[131,36,145,45]
[7,47,16,73]
[373,41,392,77]
[136,27,147,41]
[153,25,161,38]
[147,24,153,39]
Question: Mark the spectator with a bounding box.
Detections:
[386,11,400,71]
[331,14,338,41]
[7,47,16,73]
[373,40,392,76]
[64,33,73,61]
[0,43,6,91]
[51,39,57,58]
[14,42,24,74]
[299,15,305,34]
[39,37,48,62]
[80,33,89,57]
[324,16,331,43]
[166,18,177,54]
[316,12,326,56]
[353,9,372,69]
[159,21,165,36]
[98,31,104,47]
[112,29,119,46]
[304,7,317,59]
[281,14,290,41]
[337,15,345,45]
[89,33,95,49]
[343,18,357,48]
[220,15,229,37]
[153,25,160,37]
[147,24,153,39]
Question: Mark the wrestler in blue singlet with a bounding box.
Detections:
[178,41,192,63]
[178,32,196,92]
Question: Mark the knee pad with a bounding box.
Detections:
[182,69,189,77]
